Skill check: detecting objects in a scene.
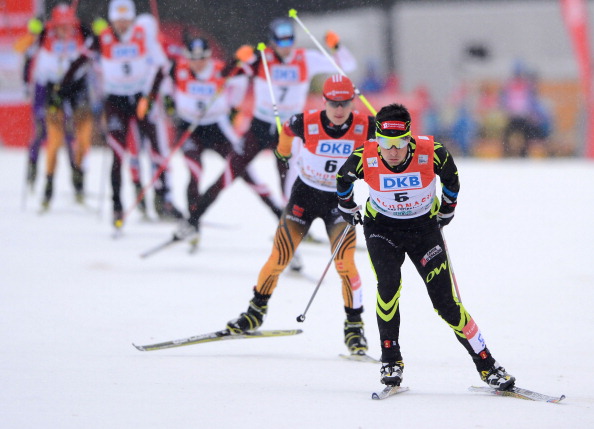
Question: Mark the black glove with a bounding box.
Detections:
[338,199,363,226]
[164,95,176,118]
[437,197,456,227]
[274,149,291,169]
[437,211,455,227]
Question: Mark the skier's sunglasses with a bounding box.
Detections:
[325,98,353,108]
[376,133,411,149]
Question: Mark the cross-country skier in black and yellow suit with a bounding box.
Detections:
[336,103,516,389]
[226,75,375,356]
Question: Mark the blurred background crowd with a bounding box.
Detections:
[1,0,592,158]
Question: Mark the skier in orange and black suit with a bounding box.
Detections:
[225,75,375,358]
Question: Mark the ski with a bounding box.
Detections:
[371,385,410,400]
[133,328,303,351]
[141,232,201,258]
[140,235,182,258]
[469,386,565,403]
[340,353,379,363]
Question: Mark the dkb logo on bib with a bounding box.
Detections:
[271,66,299,82]
[316,140,354,157]
[380,173,422,191]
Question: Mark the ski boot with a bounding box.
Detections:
[226,290,271,334]
[133,182,148,219]
[173,218,201,252]
[113,210,123,227]
[72,167,84,204]
[173,219,200,241]
[112,199,124,231]
[27,160,37,191]
[154,191,183,221]
[480,363,515,390]
[380,361,404,386]
[344,307,368,355]
[41,175,53,211]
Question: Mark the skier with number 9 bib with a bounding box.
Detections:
[165,37,281,247]
[336,103,516,390]
[61,0,183,227]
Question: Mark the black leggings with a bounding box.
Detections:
[364,217,496,371]
[193,117,284,220]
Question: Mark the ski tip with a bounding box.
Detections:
[371,385,409,400]
[469,385,566,403]
[132,343,146,351]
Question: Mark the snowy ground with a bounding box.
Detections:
[1,146,593,428]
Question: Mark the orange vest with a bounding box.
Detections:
[35,27,85,85]
[174,57,225,94]
[362,136,437,219]
[173,58,234,124]
[299,110,369,192]
[257,47,308,84]
[98,25,153,95]
[99,26,146,59]
[41,26,84,52]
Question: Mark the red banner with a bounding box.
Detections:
[0,0,37,38]
[561,0,594,158]
[0,0,42,147]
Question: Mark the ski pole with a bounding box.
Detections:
[288,8,377,116]
[21,156,30,212]
[256,43,283,134]
[96,143,109,219]
[297,224,353,322]
[440,227,462,302]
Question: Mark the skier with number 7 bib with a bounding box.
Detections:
[189,18,357,259]
[336,103,516,390]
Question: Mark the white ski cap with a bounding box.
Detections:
[108,0,136,21]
